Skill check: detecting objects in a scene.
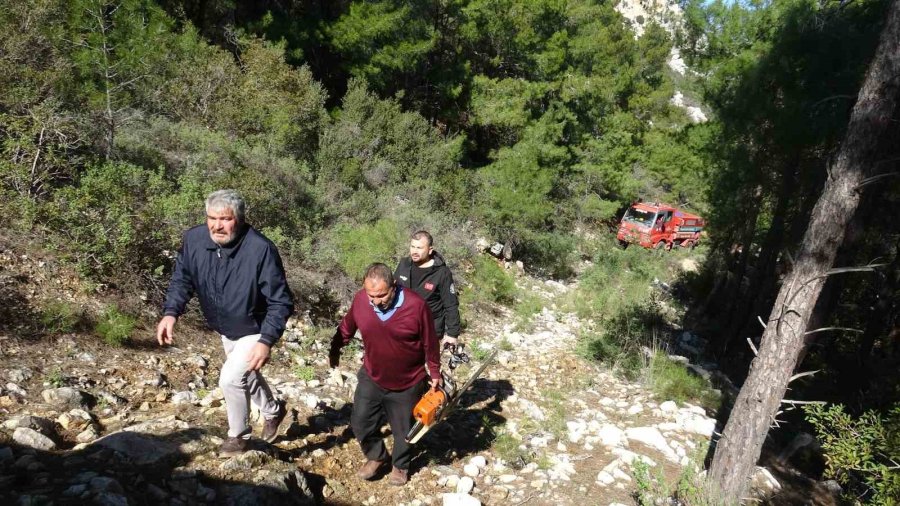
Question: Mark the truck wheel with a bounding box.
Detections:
[654,241,667,251]
[618,240,629,250]
[681,240,694,249]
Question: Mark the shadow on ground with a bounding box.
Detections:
[0,428,353,505]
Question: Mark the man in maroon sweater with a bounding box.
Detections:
[330,263,442,486]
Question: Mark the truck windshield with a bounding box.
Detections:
[623,207,656,227]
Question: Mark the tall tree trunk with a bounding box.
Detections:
[724,165,795,364]
[707,0,900,501]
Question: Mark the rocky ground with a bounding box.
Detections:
[0,246,817,505]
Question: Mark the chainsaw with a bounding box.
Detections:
[406,344,498,444]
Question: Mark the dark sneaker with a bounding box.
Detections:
[261,402,287,443]
[356,459,385,480]
[219,437,249,457]
[388,467,408,486]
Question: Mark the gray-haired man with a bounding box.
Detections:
[157,189,294,455]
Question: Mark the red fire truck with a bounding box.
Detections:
[616,202,704,250]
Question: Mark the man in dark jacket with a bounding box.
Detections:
[395,230,462,347]
[156,189,294,456]
[329,263,441,486]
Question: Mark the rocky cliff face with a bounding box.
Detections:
[616,0,709,123]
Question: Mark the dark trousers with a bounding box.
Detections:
[351,367,425,471]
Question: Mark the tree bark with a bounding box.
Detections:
[707,0,900,501]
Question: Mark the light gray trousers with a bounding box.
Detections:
[219,334,279,438]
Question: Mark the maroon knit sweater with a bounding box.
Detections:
[333,287,441,390]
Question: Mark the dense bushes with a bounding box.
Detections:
[806,404,900,505]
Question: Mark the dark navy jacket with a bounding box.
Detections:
[162,224,294,346]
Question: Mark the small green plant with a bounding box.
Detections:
[513,292,544,331]
[632,459,657,506]
[294,365,315,382]
[490,429,532,469]
[468,338,489,361]
[46,368,65,388]
[95,305,136,346]
[632,446,729,506]
[536,454,553,471]
[40,300,81,334]
[498,338,514,352]
[543,390,568,439]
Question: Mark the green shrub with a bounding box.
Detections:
[48,162,171,278]
[577,299,666,380]
[577,331,644,380]
[468,256,516,306]
[648,353,719,408]
[517,231,576,279]
[40,301,81,334]
[332,219,401,280]
[95,305,136,346]
[805,403,900,505]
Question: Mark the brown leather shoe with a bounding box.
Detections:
[356,459,385,480]
[219,437,249,457]
[261,402,287,443]
[388,467,408,486]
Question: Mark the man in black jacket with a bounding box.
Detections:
[395,231,461,346]
[156,189,294,456]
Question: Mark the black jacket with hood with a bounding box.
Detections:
[394,251,461,337]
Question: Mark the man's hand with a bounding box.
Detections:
[441,335,459,348]
[329,344,341,368]
[429,376,443,391]
[156,316,177,346]
[247,342,271,371]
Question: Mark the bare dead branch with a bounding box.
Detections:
[757,315,767,330]
[781,399,826,405]
[784,264,887,314]
[811,94,856,108]
[804,326,864,336]
[789,370,820,383]
[856,170,900,190]
[746,338,758,357]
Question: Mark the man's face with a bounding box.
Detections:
[364,278,397,311]
[207,207,238,245]
[409,238,433,264]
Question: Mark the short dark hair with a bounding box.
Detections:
[411,230,433,247]
[364,263,394,285]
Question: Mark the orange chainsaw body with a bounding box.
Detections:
[412,388,447,426]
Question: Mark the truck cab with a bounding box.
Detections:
[617,202,704,250]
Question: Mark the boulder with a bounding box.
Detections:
[456,476,475,494]
[625,427,679,463]
[7,367,33,383]
[749,466,781,500]
[13,427,56,451]
[42,387,90,409]
[4,415,57,437]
